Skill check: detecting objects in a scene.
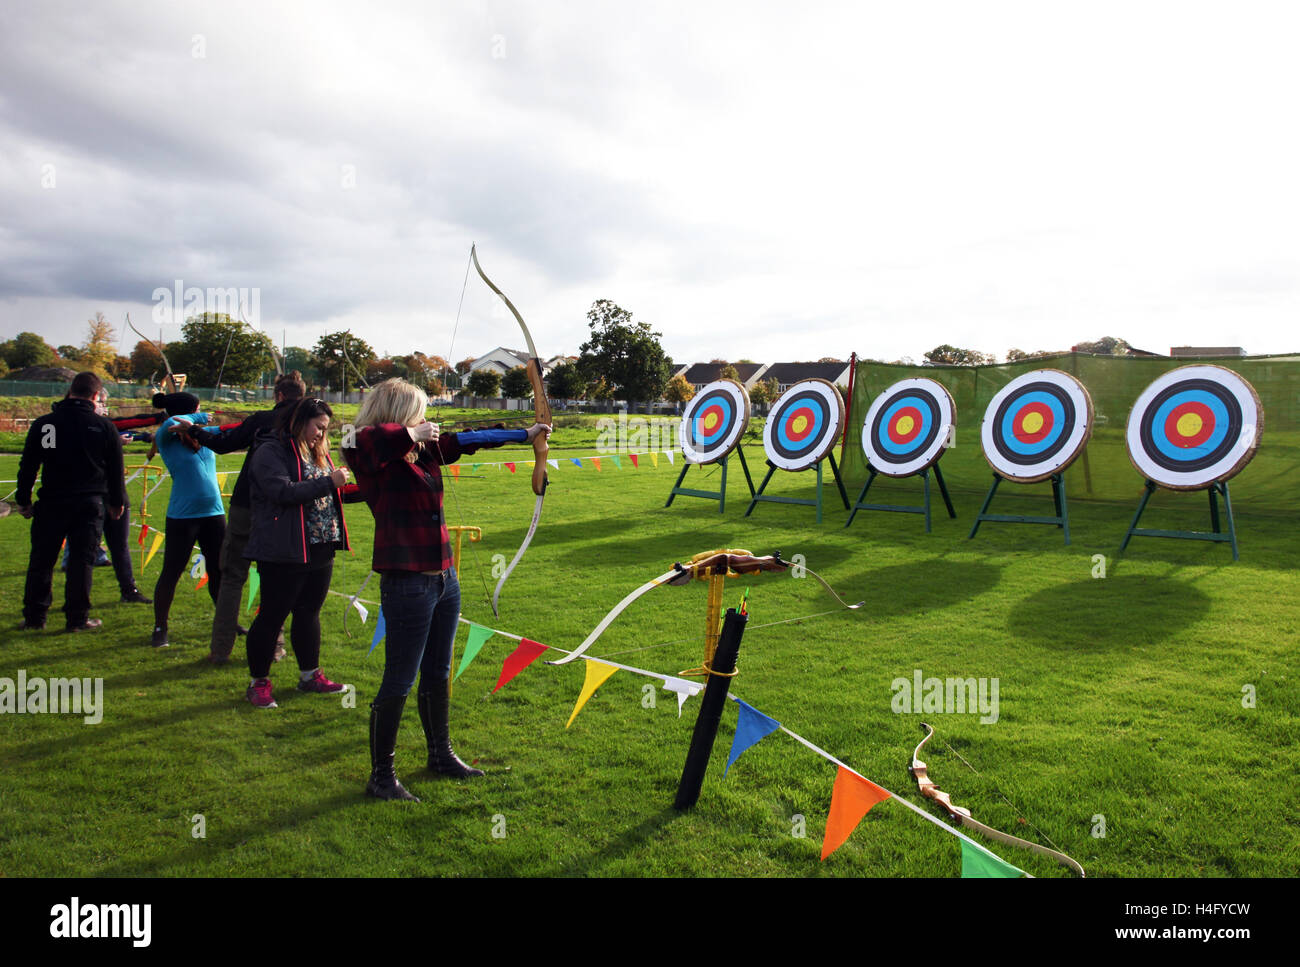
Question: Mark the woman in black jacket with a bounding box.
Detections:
[243,398,354,709]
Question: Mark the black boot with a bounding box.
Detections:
[365,695,419,801]
[418,685,484,778]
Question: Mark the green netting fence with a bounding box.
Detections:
[841,353,1300,518]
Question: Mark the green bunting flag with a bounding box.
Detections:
[960,839,1025,878]
[245,564,260,614]
[455,623,496,680]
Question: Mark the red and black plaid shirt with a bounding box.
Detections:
[343,423,464,573]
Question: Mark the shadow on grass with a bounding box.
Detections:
[535,805,684,877]
[843,559,1003,618]
[1007,575,1211,649]
[556,532,858,572]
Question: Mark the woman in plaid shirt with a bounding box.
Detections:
[344,379,548,802]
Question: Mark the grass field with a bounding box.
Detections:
[0,413,1296,878]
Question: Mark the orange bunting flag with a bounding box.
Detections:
[629,454,639,469]
[449,465,460,479]
[592,457,602,472]
[821,767,892,861]
[196,573,209,591]
[505,462,517,474]
[493,639,548,693]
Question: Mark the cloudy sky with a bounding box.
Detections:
[2,0,1297,366]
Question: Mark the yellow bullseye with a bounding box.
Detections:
[792,415,808,434]
[703,413,719,431]
[1021,412,1044,434]
[895,415,915,435]
[1176,412,1203,438]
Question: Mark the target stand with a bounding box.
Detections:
[665,449,756,514]
[967,370,1093,547]
[847,463,956,533]
[1120,480,1239,560]
[1116,365,1262,562]
[848,378,958,533]
[665,379,755,514]
[743,380,849,524]
[968,472,1072,544]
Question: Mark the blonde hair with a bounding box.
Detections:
[354,378,428,429]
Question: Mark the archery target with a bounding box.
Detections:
[861,378,955,477]
[980,369,1093,483]
[1125,365,1262,491]
[679,379,751,465]
[763,379,845,471]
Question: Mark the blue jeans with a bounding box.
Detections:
[375,568,461,702]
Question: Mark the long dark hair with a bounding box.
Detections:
[277,397,335,465]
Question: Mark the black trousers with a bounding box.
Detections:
[23,495,105,627]
[246,552,335,679]
[153,515,225,632]
[104,495,136,595]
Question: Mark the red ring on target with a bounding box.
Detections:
[700,404,724,434]
[784,406,816,443]
[1164,401,1215,449]
[1012,402,1054,445]
[888,406,924,446]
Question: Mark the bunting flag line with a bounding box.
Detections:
[493,639,548,693]
[246,564,261,614]
[144,531,164,568]
[725,699,782,776]
[367,609,387,655]
[565,660,619,728]
[821,766,892,860]
[660,676,702,717]
[455,623,496,680]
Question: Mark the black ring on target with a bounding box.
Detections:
[679,379,750,465]
[1125,365,1263,491]
[763,379,844,471]
[861,378,954,477]
[980,369,1092,483]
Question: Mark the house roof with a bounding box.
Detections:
[760,362,848,384]
[681,362,766,384]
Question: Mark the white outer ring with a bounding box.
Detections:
[980,369,1091,482]
[763,379,844,472]
[1125,365,1261,490]
[679,379,750,465]
[860,378,955,478]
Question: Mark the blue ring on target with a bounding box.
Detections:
[690,394,735,447]
[877,395,933,456]
[998,390,1066,456]
[776,403,825,452]
[1149,388,1230,462]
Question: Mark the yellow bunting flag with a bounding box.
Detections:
[565,660,619,728]
[144,532,165,569]
[650,452,659,469]
[821,767,892,861]
[217,472,228,490]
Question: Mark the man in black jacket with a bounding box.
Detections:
[17,372,126,631]
[179,371,304,662]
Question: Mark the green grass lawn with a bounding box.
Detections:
[0,417,1295,877]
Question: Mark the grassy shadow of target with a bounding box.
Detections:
[1007,575,1211,650]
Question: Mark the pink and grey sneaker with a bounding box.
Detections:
[247,678,277,709]
[298,670,344,694]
